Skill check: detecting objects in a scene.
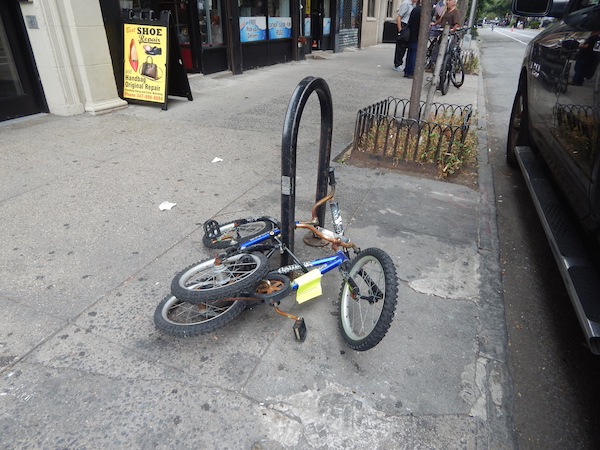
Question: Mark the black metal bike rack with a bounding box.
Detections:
[280,76,333,267]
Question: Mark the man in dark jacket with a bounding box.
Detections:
[404,1,422,78]
[394,0,417,71]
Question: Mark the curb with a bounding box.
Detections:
[474,48,517,448]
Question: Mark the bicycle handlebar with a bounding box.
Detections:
[450,27,468,35]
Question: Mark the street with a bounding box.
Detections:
[479,26,600,449]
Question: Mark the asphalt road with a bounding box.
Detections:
[480,26,600,449]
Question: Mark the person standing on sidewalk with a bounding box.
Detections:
[403,0,422,79]
[428,0,461,68]
[393,0,417,71]
[431,0,461,31]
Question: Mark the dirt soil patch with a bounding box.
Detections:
[337,147,480,191]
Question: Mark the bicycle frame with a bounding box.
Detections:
[210,181,358,339]
[158,78,399,347]
[234,223,350,285]
[205,166,364,317]
[243,230,349,287]
[215,167,358,288]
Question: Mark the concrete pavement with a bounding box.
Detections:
[0,43,514,448]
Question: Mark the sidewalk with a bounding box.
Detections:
[0,43,514,449]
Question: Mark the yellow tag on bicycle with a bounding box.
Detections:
[295,269,323,304]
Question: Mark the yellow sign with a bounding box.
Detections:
[123,23,167,104]
[295,269,323,303]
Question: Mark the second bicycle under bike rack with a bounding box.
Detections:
[280,76,333,267]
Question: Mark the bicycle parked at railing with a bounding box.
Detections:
[426,27,466,95]
[439,28,466,95]
[154,167,399,351]
[425,28,443,70]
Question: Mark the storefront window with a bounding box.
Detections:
[122,1,192,45]
[198,0,224,45]
[239,0,290,42]
[0,15,24,98]
[240,0,266,42]
[323,0,331,36]
[340,0,359,28]
[304,0,311,37]
[268,0,291,39]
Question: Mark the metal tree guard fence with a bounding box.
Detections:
[351,97,473,175]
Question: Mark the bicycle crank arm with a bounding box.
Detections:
[273,306,307,342]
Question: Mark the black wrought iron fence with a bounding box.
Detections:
[554,103,598,171]
[352,97,473,175]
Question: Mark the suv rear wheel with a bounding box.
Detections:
[507,79,531,168]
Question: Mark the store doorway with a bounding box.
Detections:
[309,0,332,51]
[0,2,47,122]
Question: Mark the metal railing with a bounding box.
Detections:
[352,97,473,171]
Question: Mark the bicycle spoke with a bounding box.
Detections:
[167,301,230,323]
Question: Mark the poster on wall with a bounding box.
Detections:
[323,18,331,35]
[240,17,267,42]
[123,22,168,107]
[304,18,311,37]
[268,17,292,39]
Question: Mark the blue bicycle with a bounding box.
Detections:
[154,168,398,351]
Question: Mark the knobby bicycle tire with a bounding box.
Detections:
[171,252,270,304]
[338,248,398,351]
[439,54,451,95]
[154,294,245,337]
[450,56,465,88]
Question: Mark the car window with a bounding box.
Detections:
[554,4,599,178]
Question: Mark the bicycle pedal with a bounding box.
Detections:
[293,318,307,342]
[203,219,221,239]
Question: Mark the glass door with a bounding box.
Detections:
[0,2,46,121]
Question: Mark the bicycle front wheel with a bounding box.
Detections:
[338,248,398,351]
[203,219,273,249]
[154,295,245,337]
[450,57,465,88]
[438,54,451,95]
[171,252,270,304]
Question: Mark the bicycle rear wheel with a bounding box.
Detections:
[154,295,245,337]
[450,57,465,88]
[338,248,398,351]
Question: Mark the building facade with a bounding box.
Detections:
[361,0,398,47]
[1,0,400,122]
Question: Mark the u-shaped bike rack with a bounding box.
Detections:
[280,76,334,267]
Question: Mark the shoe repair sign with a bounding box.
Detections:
[123,23,167,104]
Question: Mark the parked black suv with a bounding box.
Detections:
[507,0,600,353]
